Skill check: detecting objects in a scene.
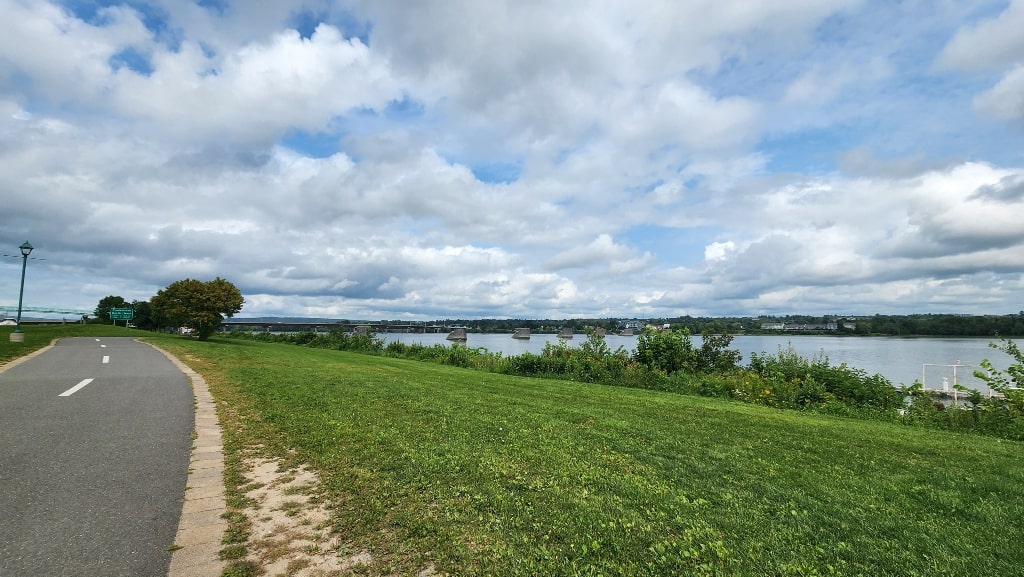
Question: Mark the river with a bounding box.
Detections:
[379,332,1019,391]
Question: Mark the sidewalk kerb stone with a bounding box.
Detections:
[144,342,228,577]
[183,495,226,515]
[185,484,225,501]
[173,524,227,548]
[191,457,221,471]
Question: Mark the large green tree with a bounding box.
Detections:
[94,295,127,322]
[150,277,244,340]
[130,299,156,330]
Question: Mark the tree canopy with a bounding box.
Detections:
[150,277,244,340]
[94,295,127,322]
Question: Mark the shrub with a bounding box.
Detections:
[497,351,548,377]
[634,328,741,375]
[441,343,473,368]
[974,338,1024,414]
[616,363,671,391]
[748,345,902,410]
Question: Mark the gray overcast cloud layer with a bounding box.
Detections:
[2,0,1024,320]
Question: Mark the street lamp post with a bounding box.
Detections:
[10,241,33,343]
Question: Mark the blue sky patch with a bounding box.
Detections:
[281,129,343,159]
[196,0,227,17]
[471,161,522,184]
[288,8,371,44]
[384,95,426,121]
[759,127,854,175]
[60,0,169,36]
[109,47,152,75]
[289,8,326,40]
[622,224,725,268]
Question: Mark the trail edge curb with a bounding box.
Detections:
[147,342,228,577]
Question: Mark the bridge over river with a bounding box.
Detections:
[221,320,463,334]
[1,305,93,323]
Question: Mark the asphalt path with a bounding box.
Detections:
[0,337,194,577]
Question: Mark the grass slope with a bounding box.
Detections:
[134,336,1023,577]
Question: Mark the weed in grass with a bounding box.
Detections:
[255,542,289,566]
[240,481,265,492]
[220,513,249,545]
[221,510,247,525]
[225,495,256,509]
[278,500,305,517]
[219,544,246,560]
[285,558,312,573]
[282,483,314,496]
[219,560,258,577]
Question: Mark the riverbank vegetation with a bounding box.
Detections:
[224,327,1024,442]
[143,334,1022,576]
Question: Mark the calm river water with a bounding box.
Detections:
[379,332,1018,390]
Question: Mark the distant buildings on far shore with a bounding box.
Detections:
[615,319,848,332]
[759,321,842,331]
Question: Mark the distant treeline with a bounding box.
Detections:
[404,313,1024,337]
[838,313,1024,337]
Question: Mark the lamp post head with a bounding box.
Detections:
[19,241,33,257]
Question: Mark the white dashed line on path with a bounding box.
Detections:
[59,378,94,397]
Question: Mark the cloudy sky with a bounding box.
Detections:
[2,0,1023,321]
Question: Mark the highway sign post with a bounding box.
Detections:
[110,307,134,326]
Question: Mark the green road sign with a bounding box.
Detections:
[110,308,134,320]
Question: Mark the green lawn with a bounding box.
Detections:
[133,335,1024,577]
[4,328,1021,575]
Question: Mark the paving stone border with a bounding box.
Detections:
[148,344,228,577]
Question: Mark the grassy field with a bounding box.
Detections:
[5,327,1023,575]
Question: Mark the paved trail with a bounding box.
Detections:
[0,337,193,577]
